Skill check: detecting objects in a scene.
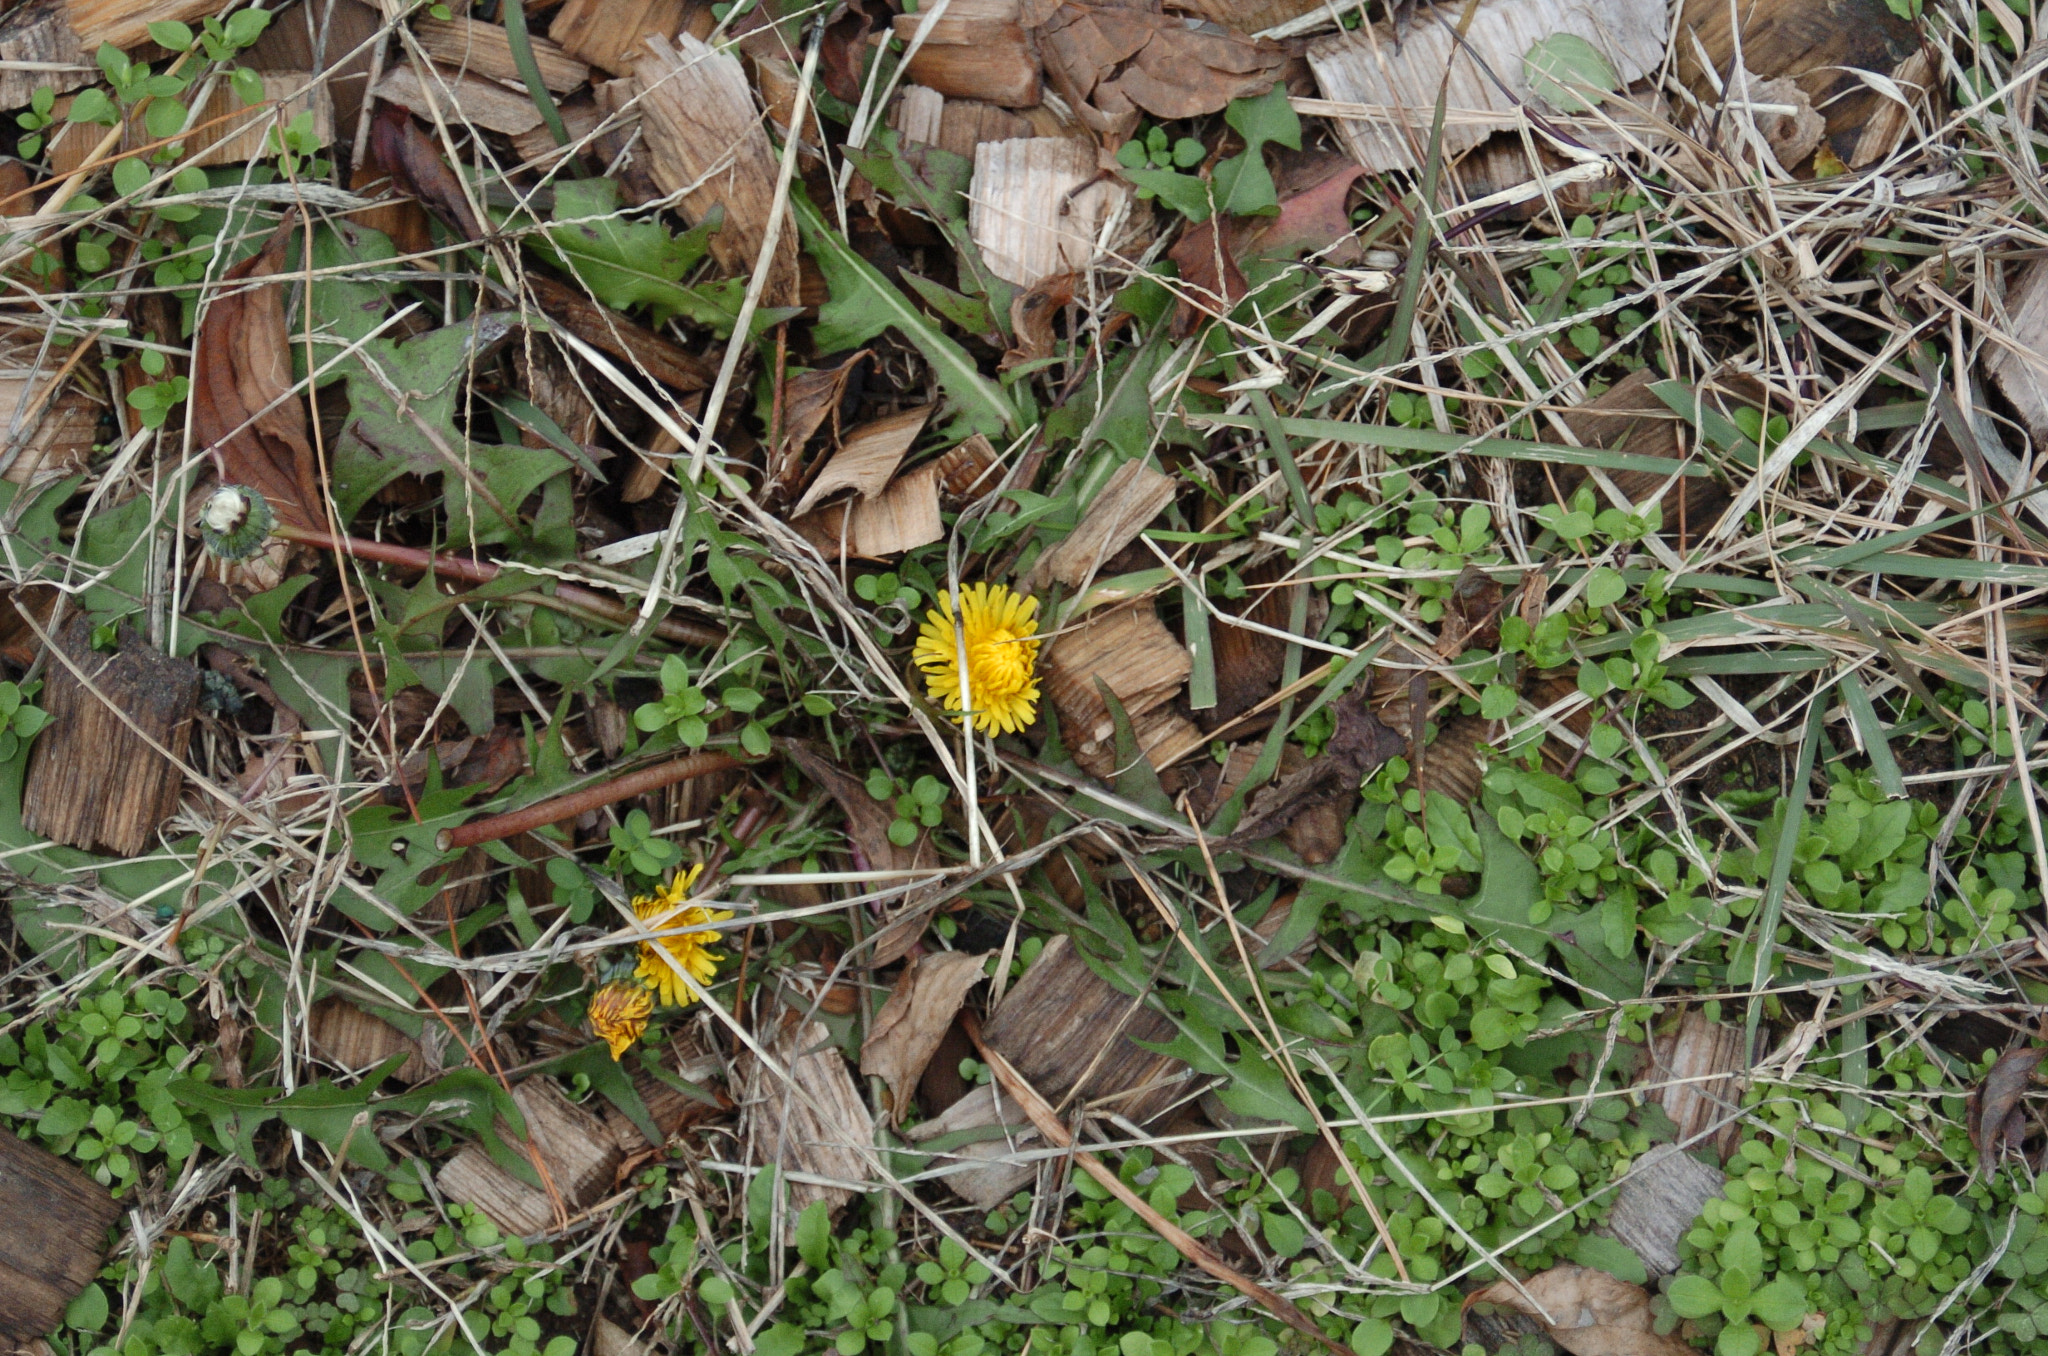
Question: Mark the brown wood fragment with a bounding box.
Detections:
[633,32,799,305]
[374,63,544,135]
[0,1134,120,1340]
[308,996,430,1083]
[741,1015,872,1232]
[898,3,1042,108]
[1675,0,1921,171]
[1042,603,1192,749]
[548,0,690,77]
[970,137,1126,287]
[1553,368,1732,541]
[1027,458,1176,592]
[601,1038,727,1149]
[188,73,334,167]
[435,1078,624,1236]
[415,16,590,94]
[1308,0,1667,173]
[936,433,1002,504]
[0,372,98,485]
[900,1082,1042,1208]
[1174,0,1329,35]
[521,274,714,392]
[1648,1011,1748,1158]
[244,0,383,143]
[0,0,90,116]
[24,617,199,858]
[1596,1143,1728,1276]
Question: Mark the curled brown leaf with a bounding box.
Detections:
[370,105,483,243]
[192,214,322,532]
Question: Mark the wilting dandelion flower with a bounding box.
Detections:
[913,582,1041,735]
[587,979,653,1060]
[632,863,732,1008]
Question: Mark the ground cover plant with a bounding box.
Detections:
[0,0,2044,1354]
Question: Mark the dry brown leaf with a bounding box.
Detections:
[1464,1264,1698,1356]
[1226,694,1402,844]
[1006,270,1078,367]
[1969,1045,2044,1174]
[370,105,484,242]
[193,215,322,533]
[860,950,989,1123]
[1036,5,1286,136]
[791,406,931,516]
[769,355,866,503]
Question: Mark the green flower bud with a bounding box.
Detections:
[198,484,275,560]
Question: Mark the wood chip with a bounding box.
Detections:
[1028,458,1176,590]
[244,0,382,143]
[1042,603,1192,749]
[1307,0,1667,172]
[24,616,199,858]
[1674,0,1921,169]
[1174,0,1329,35]
[633,32,798,305]
[935,433,1003,503]
[0,374,96,485]
[189,73,334,167]
[1596,1143,1729,1276]
[970,137,1126,287]
[1555,367,1731,539]
[901,1083,1042,1208]
[860,950,988,1123]
[548,0,689,77]
[742,1016,873,1232]
[0,0,90,114]
[0,1133,120,1340]
[897,0,1042,108]
[308,996,430,1083]
[414,15,590,94]
[1071,704,1199,781]
[374,62,543,135]
[1648,1010,1748,1157]
[791,405,933,516]
[892,84,947,147]
[435,1078,624,1236]
[601,1041,728,1149]
[1992,262,2048,442]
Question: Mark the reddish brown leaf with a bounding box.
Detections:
[1242,161,1365,262]
[1005,270,1078,368]
[1969,1044,2044,1173]
[192,215,322,533]
[1167,218,1248,337]
[370,105,483,243]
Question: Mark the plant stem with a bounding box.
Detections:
[273,523,724,647]
[501,0,572,149]
[437,751,744,851]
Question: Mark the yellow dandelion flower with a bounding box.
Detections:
[913,582,1042,735]
[632,864,733,1008]
[588,979,653,1060]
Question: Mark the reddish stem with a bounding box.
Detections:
[436,751,744,851]
[275,524,724,648]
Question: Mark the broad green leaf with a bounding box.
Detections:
[797,194,1017,436]
[1523,34,1619,112]
[1666,1274,1723,1319]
